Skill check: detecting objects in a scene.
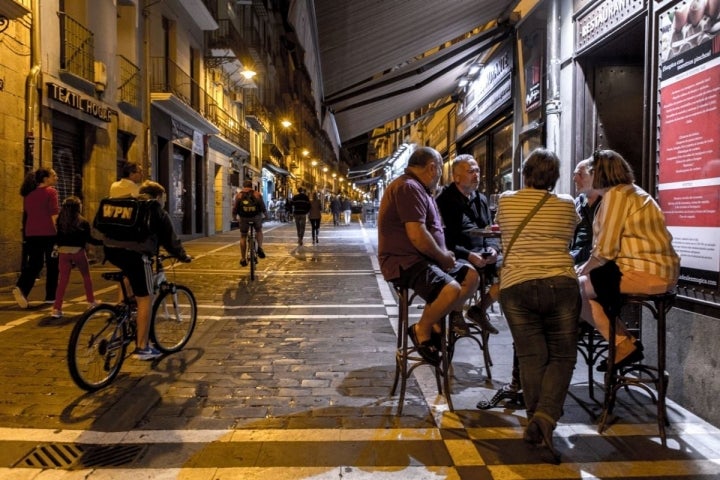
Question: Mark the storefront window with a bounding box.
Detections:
[493,123,513,193]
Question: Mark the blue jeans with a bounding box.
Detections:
[500,276,580,423]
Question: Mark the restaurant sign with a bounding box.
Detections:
[576,0,645,52]
[47,83,113,122]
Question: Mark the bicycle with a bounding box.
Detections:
[247,220,258,281]
[67,254,197,391]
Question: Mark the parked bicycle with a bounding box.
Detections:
[67,254,197,391]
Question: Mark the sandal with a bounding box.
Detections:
[409,324,440,365]
[477,385,524,410]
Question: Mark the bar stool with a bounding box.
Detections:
[389,283,453,415]
[576,322,608,401]
[451,269,494,379]
[598,291,676,446]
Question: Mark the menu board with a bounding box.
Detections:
[657,2,720,301]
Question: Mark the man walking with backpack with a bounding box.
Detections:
[233,180,267,266]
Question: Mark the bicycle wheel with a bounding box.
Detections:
[249,233,256,281]
[67,305,127,391]
[150,285,197,353]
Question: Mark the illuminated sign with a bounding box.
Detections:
[46,83,113,122]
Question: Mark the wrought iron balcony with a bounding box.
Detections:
[205,98,250,153]
[59,12,94,82]
[244,91,270,133]
[117,55,140,109]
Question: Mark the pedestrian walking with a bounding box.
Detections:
[51,196,103,318]
[330,194,341,226]
[13,167,60,308]
[291,187,311,245]
[341,195,352,225]
[309,191,322,244]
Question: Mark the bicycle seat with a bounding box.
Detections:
[102,271,126,282]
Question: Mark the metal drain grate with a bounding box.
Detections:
[14,443,147,469]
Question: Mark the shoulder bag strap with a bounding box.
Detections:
[503,191,550,260]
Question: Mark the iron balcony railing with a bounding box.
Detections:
[59,12,94,81]
[117,55,140,108]
[150,56,206,113]
[205,95,250,152]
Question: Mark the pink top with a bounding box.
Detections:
[24,186,59,237]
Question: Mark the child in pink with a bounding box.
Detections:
[52,196,102,318]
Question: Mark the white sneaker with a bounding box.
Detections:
[51,309,63,319]
[12,287,28,309]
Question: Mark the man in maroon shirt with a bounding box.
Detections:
[378,147,479,364]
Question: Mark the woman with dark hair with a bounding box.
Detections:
[14,168,60,308]
[308,191,322,244]
[576,149,679,371]
[51,196,102,318]
[496,147,580,463]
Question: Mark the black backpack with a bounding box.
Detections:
[236,190,260,218]
[93,197,153,242]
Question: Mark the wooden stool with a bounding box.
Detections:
[389,284,453,415]
[598,291,676,446]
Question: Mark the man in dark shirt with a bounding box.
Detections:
[436,155,501,334]
[571,158,602,264]
[291,187,311,246]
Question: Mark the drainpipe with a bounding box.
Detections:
[24,0,42,170]
[545,0,561,154]
[142,0,153,177]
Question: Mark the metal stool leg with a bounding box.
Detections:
[390,284,454,415]
[598,292,675,446]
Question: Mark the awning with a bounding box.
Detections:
[325,27,512,142]
[347,156,390,179]
[290,0,520,143]
[352,176,384,186]
[263,162,293,178]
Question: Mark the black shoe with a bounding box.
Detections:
[240,259,248,267]
[597,341,645,372]
[466,306,499,334]
[526,414,561,464]
[449,311,470,336]
[257,247,266,259]
[408,324,440,365]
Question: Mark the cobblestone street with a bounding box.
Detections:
[0,219,718,479]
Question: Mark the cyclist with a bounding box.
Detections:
[233,179,267,266]
[101,180,191,360]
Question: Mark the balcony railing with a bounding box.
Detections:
[207,19,251,60]
[150,56,206,114]
[244,91,270,132]
[59,12,94,81]
[118,55,140,108]
[205,96,250,152]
